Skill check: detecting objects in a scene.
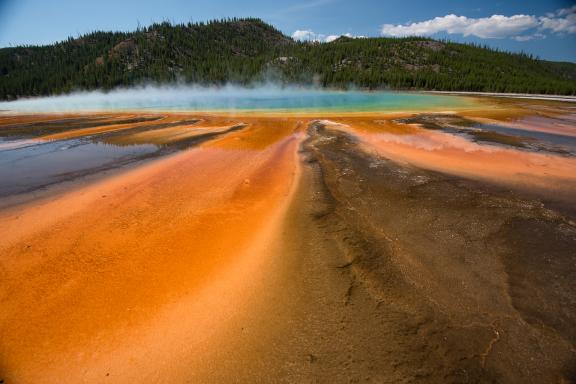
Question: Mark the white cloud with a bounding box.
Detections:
[557,5,576,17]
[381,14,538,38]
[513,33,545,42]
[381,6,576,40]
[539,10,576,34]
[292,30,320,41]
[292,31,365,43]
[326,33,364,42]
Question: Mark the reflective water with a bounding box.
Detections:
[0,115,240,198]
[0,87,473,112]
[474,122,576,155]
[0,139,158,197]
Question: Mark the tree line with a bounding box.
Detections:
[1,18,575,100]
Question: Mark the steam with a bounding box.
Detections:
[0,84,342,113]
[0,84,467,113]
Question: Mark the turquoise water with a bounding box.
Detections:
[0,86,473,113]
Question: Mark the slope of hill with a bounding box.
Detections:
[1,18,575,100]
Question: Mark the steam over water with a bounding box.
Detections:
[0,85,472,112]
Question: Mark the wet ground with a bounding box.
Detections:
[0,98,575,383]
[0,114,244,201]
[395,113,576,155]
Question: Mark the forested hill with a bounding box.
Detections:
[1,18,576,100]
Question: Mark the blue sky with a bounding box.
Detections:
[0,0,575,62]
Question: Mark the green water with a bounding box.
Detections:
[0,87,474,113]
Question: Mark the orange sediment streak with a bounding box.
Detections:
[38,114,167,141]
[104,123,228,145]
[326,116,576,198]
[0,117,302,382]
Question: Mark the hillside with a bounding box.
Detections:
[1,18,576,100]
